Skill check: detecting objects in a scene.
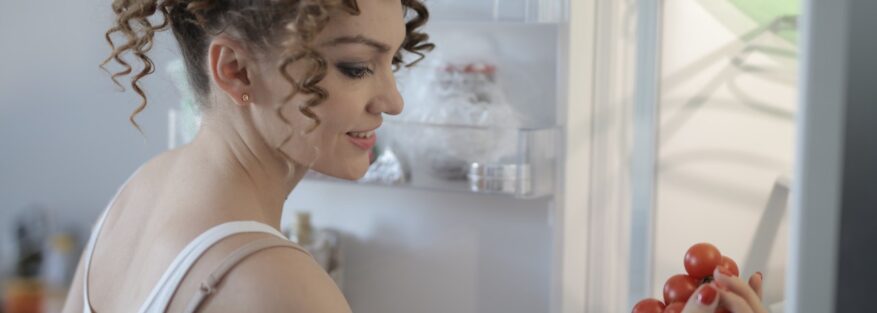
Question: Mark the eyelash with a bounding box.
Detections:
[336,63,374,80]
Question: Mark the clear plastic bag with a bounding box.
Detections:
[391,53,525,179]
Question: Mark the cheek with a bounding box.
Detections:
[306,99,352,156]
[314,77,369,122]
[263,66,374,177]
[274,99,347,162]
[312,78,370,132]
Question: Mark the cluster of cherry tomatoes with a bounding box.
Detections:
[631,243,739,313]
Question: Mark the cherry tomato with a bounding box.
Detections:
[684,243,722,279]
[632,298,665,313]
[663,302,685,313]
[716,256,740,277]
[663,274,699,304]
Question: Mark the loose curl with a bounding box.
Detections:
[101,0,434,150]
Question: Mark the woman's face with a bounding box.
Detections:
[248,0,407,180]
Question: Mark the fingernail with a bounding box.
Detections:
[717,268,733,277]
[697,285,718,305]
[756,271,764,280]
[713,280,728,291]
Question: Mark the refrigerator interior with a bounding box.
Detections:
[281,2,568,313]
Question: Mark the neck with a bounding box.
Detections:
[182,107,307,229]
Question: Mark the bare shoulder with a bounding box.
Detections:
[199,244,351,313]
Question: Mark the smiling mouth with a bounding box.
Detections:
[346,130,375,139]
[346,130,377,150]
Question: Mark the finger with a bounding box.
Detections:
[717,289,755,313]
[748,272,764,300]
[681,283,719,313]
[714,268,762,309]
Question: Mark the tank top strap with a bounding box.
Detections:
[137,221,291,313]
[181,237,309,313]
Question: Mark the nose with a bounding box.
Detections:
[366,70,404,116]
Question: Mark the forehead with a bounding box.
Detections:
[319,0,406,44]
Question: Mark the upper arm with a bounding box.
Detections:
[198,247,351,313]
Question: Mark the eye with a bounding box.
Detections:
[336,63,373,79]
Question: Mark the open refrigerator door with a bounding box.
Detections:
[582,0,800,311]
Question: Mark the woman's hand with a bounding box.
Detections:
[714,268,768,313]
[679,283,720,313]
[681,268,767,313]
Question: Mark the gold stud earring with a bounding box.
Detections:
[241,93,251,103]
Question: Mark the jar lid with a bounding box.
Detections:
[467,176,532,195]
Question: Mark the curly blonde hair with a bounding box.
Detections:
[101,0,433,136]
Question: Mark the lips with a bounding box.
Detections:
[346,129,377,150]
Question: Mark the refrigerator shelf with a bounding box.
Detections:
[305,120,558,199]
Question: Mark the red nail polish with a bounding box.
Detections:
[718,268,732,277]
[697,285,718,305]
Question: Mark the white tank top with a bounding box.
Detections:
[81,168,303,313]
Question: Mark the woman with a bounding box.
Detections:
[60,0,767,312]
[62,0,430,312]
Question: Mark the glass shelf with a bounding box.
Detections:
[305,121,558,199]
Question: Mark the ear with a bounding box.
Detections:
[208,35,253,106]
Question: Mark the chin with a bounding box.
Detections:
[327,170,367,181]
[312,157,370,181]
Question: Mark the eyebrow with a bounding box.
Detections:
[321,35,392,53]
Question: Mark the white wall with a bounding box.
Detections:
[0,1,177,275]
[0,2,557,313]
[652,0,798,305]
